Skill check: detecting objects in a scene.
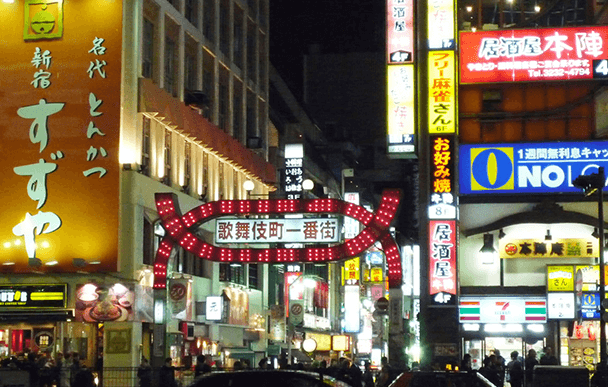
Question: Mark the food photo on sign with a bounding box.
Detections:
[75,283,134,322]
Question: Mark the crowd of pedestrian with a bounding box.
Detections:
[463,347,558,387]
[0,349,95,387]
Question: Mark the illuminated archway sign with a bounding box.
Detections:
[153,190,403,288]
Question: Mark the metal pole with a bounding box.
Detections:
[599,166,606,367]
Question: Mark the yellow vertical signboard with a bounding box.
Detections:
[428,51,456,134]
[387,64,415,153]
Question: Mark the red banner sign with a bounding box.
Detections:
[460,26,608,83]
[429,220,456,304]
[386,0,414,64]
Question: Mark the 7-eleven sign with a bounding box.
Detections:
[459,297,546,323]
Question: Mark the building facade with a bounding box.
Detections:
[0,0,277,372]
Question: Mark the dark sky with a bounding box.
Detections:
[269,0,385,90]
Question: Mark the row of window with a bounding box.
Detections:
[143,0,267,148]
[141,115,253,201]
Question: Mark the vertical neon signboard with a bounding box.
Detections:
[427,0,455,50]
[387,65,416,153]
[428,136,455,219]
[429,220,457,305]
[428,51,456,134]
[386,0,414,64]
[386,0,415,156]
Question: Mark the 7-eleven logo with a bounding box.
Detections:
[496,301,510,321]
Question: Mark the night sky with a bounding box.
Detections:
[269,0,385,92]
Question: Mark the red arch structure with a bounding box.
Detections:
[153,189,403,288]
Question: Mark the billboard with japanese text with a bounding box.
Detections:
[215,218,340,244]
[387,65,416,154]
[386,0,414,64]
[429,220,456,305]
[0,1,121,272]
[428,51,456,134]
[460,141,608,195]
[460,26,608,84]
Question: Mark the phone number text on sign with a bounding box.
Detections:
[460,26,608,83]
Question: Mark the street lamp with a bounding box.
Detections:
[573,166,607,367]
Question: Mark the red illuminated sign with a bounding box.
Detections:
[154,190,403,288]
[429,220,456,305]
[429,136,455,219]
[386,0,414,64]
[460,26,608,83]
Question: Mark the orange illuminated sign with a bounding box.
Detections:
[0,1,122,272]
[428,51,456,134]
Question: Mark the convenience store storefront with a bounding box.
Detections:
[459,296,548,369]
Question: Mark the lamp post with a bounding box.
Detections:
[573,166,606,367]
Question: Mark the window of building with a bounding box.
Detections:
[218,161,225,199]
[219,67,229,132]
[258,32,267,93]
[164,129,172,185]
[258,99,266,146]
[167,0,180,11]
[143,217,154,265]
[259,0,267,30]
[246,23,256,83]
[184,141,191,192]
[202,50,215,121]
[219,263,245,285]
[233,8,244,69]
[247,0,257,20]
[185,36,198,91]
[246,91,257,142]
[141,116,151,176]
[233,170,238,198]
[219,0,230,56]
[164,17,180,97]
[165,36,177,97]
[203,0,215,42]
[185,0,198,27]
[142,18,155,79]
[152,220,166,265]
[482,90,503,112]
[248,264,259,289]
[202,151,209,197]
[233,79,243,140]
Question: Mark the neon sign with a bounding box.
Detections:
[460,26,608,83]
[154,190,403,288]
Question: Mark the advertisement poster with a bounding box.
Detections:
[75,284,134,322]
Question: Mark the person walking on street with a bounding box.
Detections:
[524,349,538,387]
[137,358,152,387]
[539,347,558,365]
[362,361,375,387]
[195,355,212,377]
[507,351,524,387]
[159,357,178,387]
[460,354,472,372]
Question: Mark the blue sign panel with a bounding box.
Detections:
[581,292,600,319]
[459,142,608,195]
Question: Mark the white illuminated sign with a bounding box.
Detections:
[205,296,223,321]
[547,292,575,319]
[215,218,340,244]
[344,285,360,333]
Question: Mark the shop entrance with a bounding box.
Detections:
[464,337,544,370]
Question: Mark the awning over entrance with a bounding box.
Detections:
[138,78,276,188]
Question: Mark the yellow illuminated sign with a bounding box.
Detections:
[387,65,415,153]
[547,266,574,292]
[428,51,456,134]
